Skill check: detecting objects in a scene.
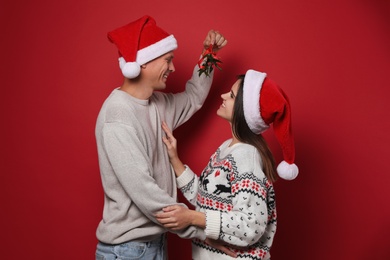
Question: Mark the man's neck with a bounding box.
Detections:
[119,78,153,100]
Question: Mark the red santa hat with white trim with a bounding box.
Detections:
[243,69,299,180]
[107,15,178,78]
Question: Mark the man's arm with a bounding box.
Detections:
[156,30,227,130]
[103,122,205,240]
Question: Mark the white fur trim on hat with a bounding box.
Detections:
[277,160,299,180]
[137,35,177,65]
[243,70,269,134]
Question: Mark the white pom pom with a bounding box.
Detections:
[118,57,141,79]
[277,161,299,180]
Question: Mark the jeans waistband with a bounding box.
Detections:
[98,233,166,247]
[147,233,165,247]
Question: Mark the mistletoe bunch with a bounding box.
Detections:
[197,44,222,77]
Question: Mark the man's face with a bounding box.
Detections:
[142,51,175,90]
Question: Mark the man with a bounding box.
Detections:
[95,15,228,259]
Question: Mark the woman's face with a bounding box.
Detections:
[217,79,240,122]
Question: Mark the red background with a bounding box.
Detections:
[1,0,390,259]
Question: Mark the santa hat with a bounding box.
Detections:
[107,15,178,78]
[243,69,299,180]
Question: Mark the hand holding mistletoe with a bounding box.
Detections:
[198,30,227,77]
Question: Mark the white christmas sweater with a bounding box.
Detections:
[176,139,277,259]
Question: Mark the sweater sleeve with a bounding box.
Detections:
[176,165,200,207]
[155,64,214,130]
[103,122,205,240]
[205,147,270,247]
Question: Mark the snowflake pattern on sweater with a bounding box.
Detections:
[178,140,277,260]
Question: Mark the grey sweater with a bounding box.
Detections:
[95,65,212,244]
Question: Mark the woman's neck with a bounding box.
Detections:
[229,135,240,147]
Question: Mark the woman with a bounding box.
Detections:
[157,69,299,259]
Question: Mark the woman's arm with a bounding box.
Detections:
[159,122,207,229]
[162,121,186,176]
[162,122,200,206]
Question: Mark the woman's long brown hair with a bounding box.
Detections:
[231,75,278,182]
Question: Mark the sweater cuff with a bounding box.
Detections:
[205,210,221,240]
[195,227,206,241]
[176,165,195,189]
[175,225,206,241]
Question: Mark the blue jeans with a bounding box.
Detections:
[95,235,166,260]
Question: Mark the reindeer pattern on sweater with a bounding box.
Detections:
[177,139,277,259]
